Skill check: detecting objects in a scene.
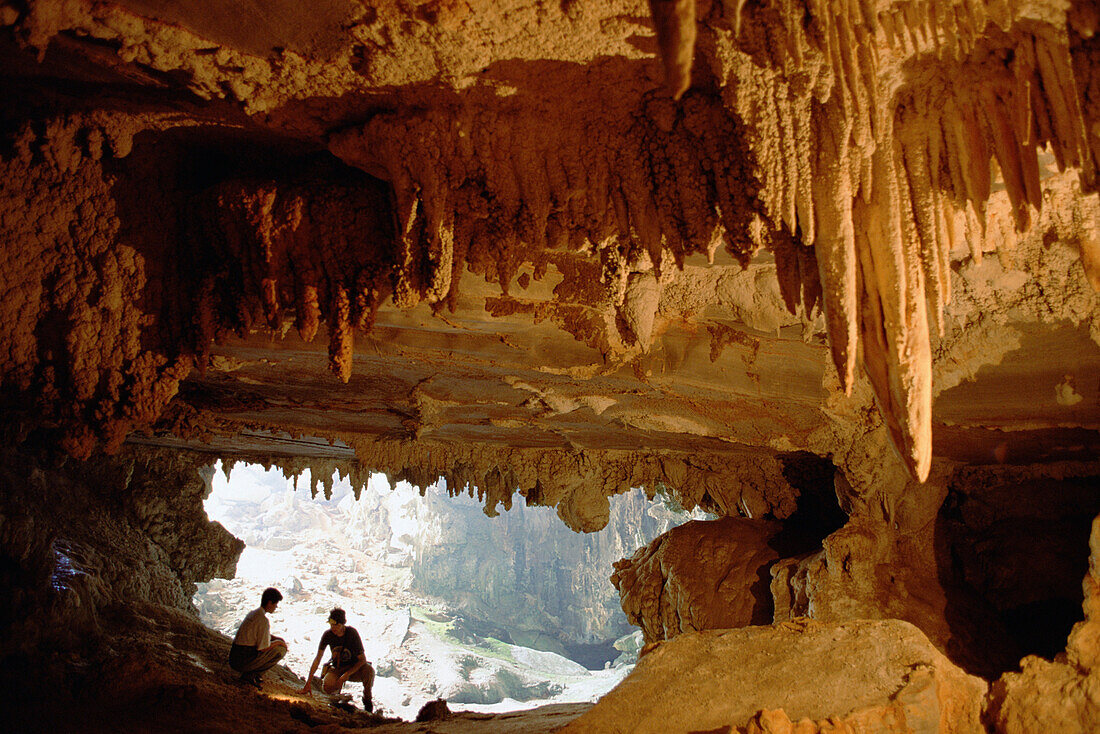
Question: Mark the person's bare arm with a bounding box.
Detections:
[300,650,325,694]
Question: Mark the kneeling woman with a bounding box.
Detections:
[300,607,376,712]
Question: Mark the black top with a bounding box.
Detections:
[318,626,365,668]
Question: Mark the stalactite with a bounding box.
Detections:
[296,283,321,342]
[899,113,947,336]
[982,86,1031,230]
[328,285,353,383]
[709,0,1097,479]
[194,179,393,383]
[329,91,762,352]
[648,0,697,99]
[811,103,859,393]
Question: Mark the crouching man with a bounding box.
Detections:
[229,587,288,687]
[300,607,375,712]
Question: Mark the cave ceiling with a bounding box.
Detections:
[0,0,1098,529]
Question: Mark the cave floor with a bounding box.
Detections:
[16,602,589,733]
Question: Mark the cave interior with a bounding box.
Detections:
[1,0,1100,731]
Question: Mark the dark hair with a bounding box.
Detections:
[328,608,346,625]
[261,587,283,606]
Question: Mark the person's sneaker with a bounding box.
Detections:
[240,674,261,689]
[362,691,372,713]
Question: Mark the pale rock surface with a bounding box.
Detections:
[559,619,987,734]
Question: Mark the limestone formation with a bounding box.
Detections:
[0,0,1095,483]
[558,619,988,734]
[611,517,781,642]
[0,0,1098,730]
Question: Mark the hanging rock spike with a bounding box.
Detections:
[647,0,696,100]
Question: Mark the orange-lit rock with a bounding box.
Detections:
[0,0,1098,730]
[611,517,780,643]
[559,619,987,734]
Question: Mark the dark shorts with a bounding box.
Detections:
[323,660,375,687]
[230,642,286,674]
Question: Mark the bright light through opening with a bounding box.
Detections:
[196,461,701,720]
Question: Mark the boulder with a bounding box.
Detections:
[559,619,987,734]
[611,517,780,643]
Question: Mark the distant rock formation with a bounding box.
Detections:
[408,483,700,652]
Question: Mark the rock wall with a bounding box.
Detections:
[614,456,1100,681]
[0,110,194,458]
[988,514,1100,733]
[0,443,242,659]
[940,462,1100,665]
[767,460,964,667]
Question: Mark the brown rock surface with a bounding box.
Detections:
[0,443,242,656]
[559,619,988,734]
[611,516,781,642]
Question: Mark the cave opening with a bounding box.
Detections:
[770,452,847,556]
[196,461,701,718]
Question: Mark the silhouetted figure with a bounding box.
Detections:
[300,607,376,712]
[229,587,288,687]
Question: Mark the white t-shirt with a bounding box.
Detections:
[233,607,271,649]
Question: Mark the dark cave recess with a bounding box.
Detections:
[939,471,1100,673]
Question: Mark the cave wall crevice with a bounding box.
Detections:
[612,450,1100,683]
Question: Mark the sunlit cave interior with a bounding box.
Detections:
[196,462,706,719]
[2,0,1100,732]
